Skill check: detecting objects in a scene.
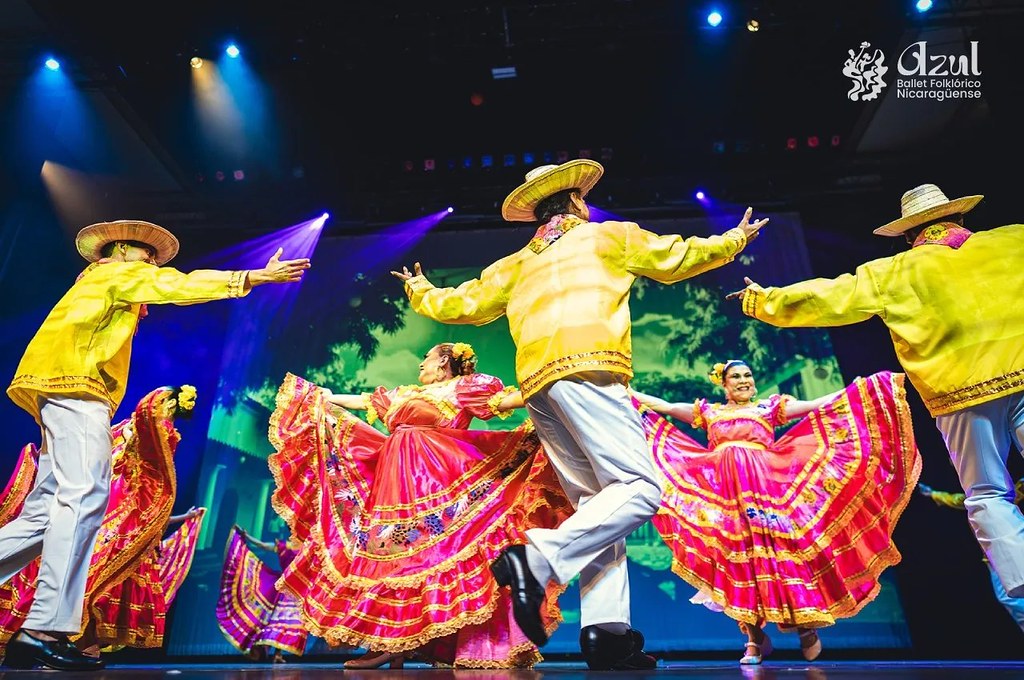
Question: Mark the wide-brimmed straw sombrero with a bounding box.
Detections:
[873,184,983,236]
[75,219,180,265]
[501,159,605,222]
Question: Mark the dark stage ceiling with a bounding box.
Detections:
[1,0,1022,237]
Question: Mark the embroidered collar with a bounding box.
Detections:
[527,214,587,254]
[912,223,973,250]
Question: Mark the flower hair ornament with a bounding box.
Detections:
[451,342,476,362]
[707,360,746,386]
[177,384,198,412]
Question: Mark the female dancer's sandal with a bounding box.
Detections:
[739,635,773,665]
[799,629,822,661]
[343,650,406,669]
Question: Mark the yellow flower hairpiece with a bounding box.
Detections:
[451,342,475,361]
[708,360,746,386]
[178,384,197,412]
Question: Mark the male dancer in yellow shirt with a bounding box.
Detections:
[1,219,309,670]
[732,184,1024,606]
[393,159,766,669]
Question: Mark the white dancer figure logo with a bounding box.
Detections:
[843,42,888,101]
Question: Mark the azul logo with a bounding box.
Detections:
[897,41,981,76]
[843,42,888,101]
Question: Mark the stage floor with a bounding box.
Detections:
[1,661,1023,679]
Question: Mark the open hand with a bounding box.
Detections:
[725,276,762,302]
[262,247,311,283]
[736,207,769,243]
[391,262,424,282]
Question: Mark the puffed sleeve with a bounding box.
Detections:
[691,398,710,430]
[765,394,795,427]
[454,373,514,421]
[364,386,394,426]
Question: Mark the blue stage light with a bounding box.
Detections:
[707,10,723,27]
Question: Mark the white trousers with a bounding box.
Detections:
[524,373,661,628]
[936,389,1024,598]
[0,396,112,633]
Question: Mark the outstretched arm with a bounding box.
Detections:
[727,262,884,328]
[242,248,311,291]
[625,208,764,284]
[236,526,276,551]
[321,388,369,411]
[494,389,524,413]
[630,389,696,424]
[393,261,509,325]
[117,248,310,305]
[917,483,967,509]
[783,388,846,420]
[167,506,202,526]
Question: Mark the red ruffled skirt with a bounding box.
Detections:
[641,372,922,627]
[268,374,571,667]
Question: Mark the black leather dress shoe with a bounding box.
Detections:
[580,625,658,670]
[490,544,549,647]
[4,631,106,671]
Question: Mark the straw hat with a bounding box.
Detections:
[75,219,180,265]
[873,184,983,237]
[501,159,605,222]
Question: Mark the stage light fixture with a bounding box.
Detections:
[785,137,798,151]
[424,158,436,171]
[806,136,820,148]
[481,155,494,168]
[44,57,60,71]
[707,10,723,27]
[523,152,536,165]
[503,153,516,167]
[226,44,240,58]
[831,134,842,147]
[310,212,330,230]
[695,190,707,201]
[746,19,760,32]
[446,206,454,214]
[190,56,203,69]
[233,169,245,180]
[915,0,933,12]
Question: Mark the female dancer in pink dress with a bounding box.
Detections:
[216,525,308,662]
[632,361,921,664]
[0,386,205,660]
[269,342,571,668]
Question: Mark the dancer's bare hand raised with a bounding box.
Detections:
[736,207,769,243]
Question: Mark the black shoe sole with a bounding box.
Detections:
[4,644,105,671]
[490,552,549,647]
[490,553,512,587]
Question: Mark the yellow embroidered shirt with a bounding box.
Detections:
[741,224,1024,416]
[405,220,748,398]
[8,261,249,421]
